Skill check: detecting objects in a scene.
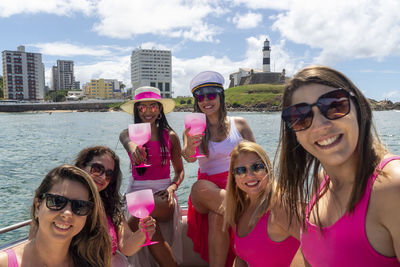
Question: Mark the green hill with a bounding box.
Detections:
[174,83,284,110]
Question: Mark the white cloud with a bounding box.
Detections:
[75,56,131,86]
[0,0,95,17]
[271,0,400,64]
[232,0,291,10]
[92,0,225,42]
[30,42,113,57]
[381,90,400,102]
[232,12,262,29]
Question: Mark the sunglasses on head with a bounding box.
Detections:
[233,163,266,177]
[40,193,93,216]
[137,103,159,113]
[89,163,113,182]
[195,93,217,102]
[282,88,354,132]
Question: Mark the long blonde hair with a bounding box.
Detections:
[31,165,111,267]
[224,141,275,228]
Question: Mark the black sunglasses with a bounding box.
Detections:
[89,163,113,182]
[195,93,217,102]
[233,163,266,177]
[40,193,93,216]
[282,89,354,132]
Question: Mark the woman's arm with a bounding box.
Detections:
[165,131,185,203]
[117,216,156,256]
[234,117,255,142]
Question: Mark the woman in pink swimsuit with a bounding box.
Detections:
[75,146,156,266]
[225,141,300,267]
[119,86,184,267]
[182,71,255,267]
[0,165,111,267]
[278,65,400,266]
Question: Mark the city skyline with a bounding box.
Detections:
[1,0,400,101]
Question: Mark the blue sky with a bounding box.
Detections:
[1,0,400,101]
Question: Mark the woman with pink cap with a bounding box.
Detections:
[182,71,255,267]
[119,86,184,267]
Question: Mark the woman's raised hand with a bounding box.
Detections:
[184,127,203,151]
[128,142,147,165]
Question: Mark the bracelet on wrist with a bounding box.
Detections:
[171,181,179,190]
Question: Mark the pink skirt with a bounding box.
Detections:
[187,170,235,267]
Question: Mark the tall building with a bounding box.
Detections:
[51,60,75,91]
[85,78,119,99]
[131,48,172,98]
[2,46,45,100]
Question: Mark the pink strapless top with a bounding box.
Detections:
[301,156,400,267]
[234,211,300,267]
[129,130,171,181]
[4,249,18,267]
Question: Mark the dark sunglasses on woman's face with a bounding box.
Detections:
[195,93,217,102]
[40,193,94,216]
[282,88,354,132]
[89,163,113,182]
[233,163,266,177]
[137,103,159,113]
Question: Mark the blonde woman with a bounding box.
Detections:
[225,141,300,267]
[0,165,111,267]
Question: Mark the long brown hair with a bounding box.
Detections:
[276,65,387,228]
[224,141,275,228]
[194,91,227,156]
[75,146,123,229]
[31,165,111,267]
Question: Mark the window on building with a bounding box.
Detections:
[158,83,163,90]
[165,83,170,92]
[150,82,156,87]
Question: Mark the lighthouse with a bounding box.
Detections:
[262,38,271,72]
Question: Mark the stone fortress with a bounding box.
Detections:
[229,38,287,88]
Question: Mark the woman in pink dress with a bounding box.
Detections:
[225,141,300,267]
[278,65,400,266]
[119,86,184,267]
[182,71,255,267]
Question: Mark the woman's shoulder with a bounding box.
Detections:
[374,154,400,195]
[232,117,255,142]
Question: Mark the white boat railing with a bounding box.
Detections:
[0,220,31,250]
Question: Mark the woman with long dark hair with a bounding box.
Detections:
[182,71,255,267]
[75,146,156,266]
[119,86,184,267]
[0,165,111,267]
[277,65,400,266]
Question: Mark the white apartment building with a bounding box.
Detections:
[131,48,172,98]
[2,46,45,100]
[51,60,75,91]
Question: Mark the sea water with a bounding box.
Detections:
[0,110,399,246]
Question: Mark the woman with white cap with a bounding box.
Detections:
[182,71,255,267]
[119,86,184,267]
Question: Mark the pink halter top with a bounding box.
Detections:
[301,156,400,266]
[4,249,18,267]
[234,211,300,267]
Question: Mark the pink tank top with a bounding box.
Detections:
[107,216,118,255]
[4,249,18,267]
[129,130,171,181]
[234,211,300,267]
[301,156,400,266]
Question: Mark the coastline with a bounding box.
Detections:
[0,99,399,113]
